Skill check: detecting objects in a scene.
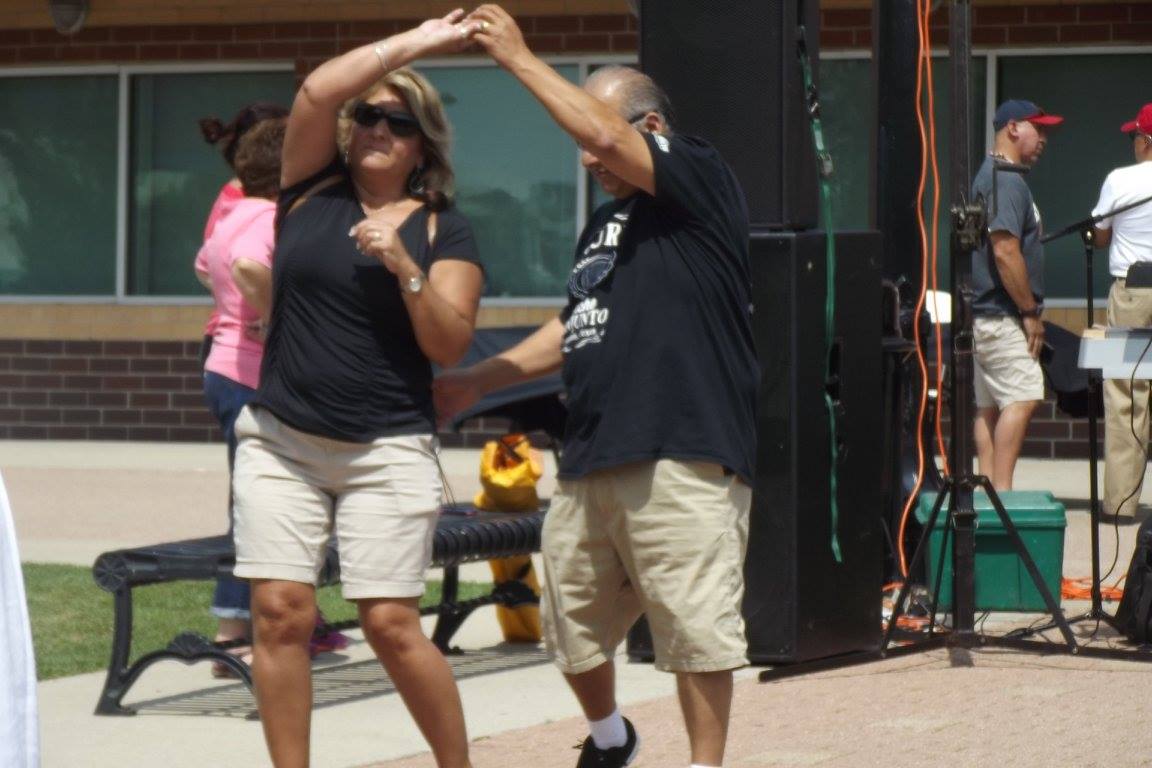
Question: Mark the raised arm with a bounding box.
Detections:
[466,5,656,195]
[281,9,480,187]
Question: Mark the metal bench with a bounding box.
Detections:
[90,502,546,716]
[89,327,566,716]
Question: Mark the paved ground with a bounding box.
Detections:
[6,440,1152,767]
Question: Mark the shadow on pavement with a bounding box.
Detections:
[125,644,551,719]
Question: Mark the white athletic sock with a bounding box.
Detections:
[690,764,721,768]
[588,708,628,749]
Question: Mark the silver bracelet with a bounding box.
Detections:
[372,41,389,74]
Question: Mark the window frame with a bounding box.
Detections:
[119,62,296,304]
[0,61,294,304]
[1,46,1147,305]
[0,64,121,303]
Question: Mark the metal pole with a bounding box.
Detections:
[1083,235,1105,613]
[948,0,978,635]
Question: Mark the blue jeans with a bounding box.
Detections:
[203,371,257,620]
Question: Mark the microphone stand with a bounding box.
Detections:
[1017,192,1152,634]
[1041,193,1152,246]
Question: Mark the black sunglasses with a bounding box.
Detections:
[351,102,421,137]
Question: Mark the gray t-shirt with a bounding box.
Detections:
[970,156,1044,316]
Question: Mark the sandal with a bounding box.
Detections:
[210,645,253,679]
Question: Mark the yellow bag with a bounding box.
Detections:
[474,433,542,512]
[488,555,542,642]
[475,434,543,642]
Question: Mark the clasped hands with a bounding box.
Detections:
[417,5,529,67]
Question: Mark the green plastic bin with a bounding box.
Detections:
[915,490,1066,612]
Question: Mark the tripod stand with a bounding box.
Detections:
[1010,193,1152,638]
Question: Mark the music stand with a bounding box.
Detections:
[1010,192,1152,637]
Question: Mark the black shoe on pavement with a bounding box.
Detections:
[574,717,640,767]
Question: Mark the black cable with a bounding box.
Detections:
[1101,331,1152,584]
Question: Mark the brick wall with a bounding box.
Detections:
[0,339,521,446]
[0,340,216,441]
[819,3,1150,49]
[1024,399,1103,460]
[2,0,630,28]
[0,15,638,71]
[938,396,1102,461]
[2,4,1142,68]
[0,0,1129,30]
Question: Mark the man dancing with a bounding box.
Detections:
[436,7,759,767]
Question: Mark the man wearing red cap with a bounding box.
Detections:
[970,99,1064,490]
[1093,103,1152,521]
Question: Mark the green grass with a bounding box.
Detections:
[22,563,491,681]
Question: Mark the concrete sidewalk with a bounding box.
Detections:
[7,441,1152,767]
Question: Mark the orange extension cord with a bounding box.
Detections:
[1061,578,1124,602]
[895,0,949,580]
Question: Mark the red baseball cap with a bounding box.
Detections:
[1121,104,1152,135]
[992,99,1065,131]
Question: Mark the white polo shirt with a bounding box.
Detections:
[1093,160,1152,278]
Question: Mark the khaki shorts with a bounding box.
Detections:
[231,406,442,600]
[541,459,752,674]
[973,315,1045,409]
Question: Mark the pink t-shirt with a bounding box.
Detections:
[198,197,275,389]
[197,182,244,337]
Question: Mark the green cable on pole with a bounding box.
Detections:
[798,25,843,563]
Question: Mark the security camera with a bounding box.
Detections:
[48,0,88,36]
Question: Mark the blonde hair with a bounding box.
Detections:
[337,67,455,210]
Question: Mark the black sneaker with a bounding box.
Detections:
[574,717,640,767]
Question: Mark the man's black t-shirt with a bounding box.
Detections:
[254,159,482,442]
[559,133,758,484]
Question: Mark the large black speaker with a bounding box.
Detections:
[628,231,885,664]
[744,230,884,663]
[639,0,819,228]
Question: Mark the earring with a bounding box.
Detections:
[407,164,426,196]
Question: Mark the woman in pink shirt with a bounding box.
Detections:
[197,102,289,364]
[195,119,284,674]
